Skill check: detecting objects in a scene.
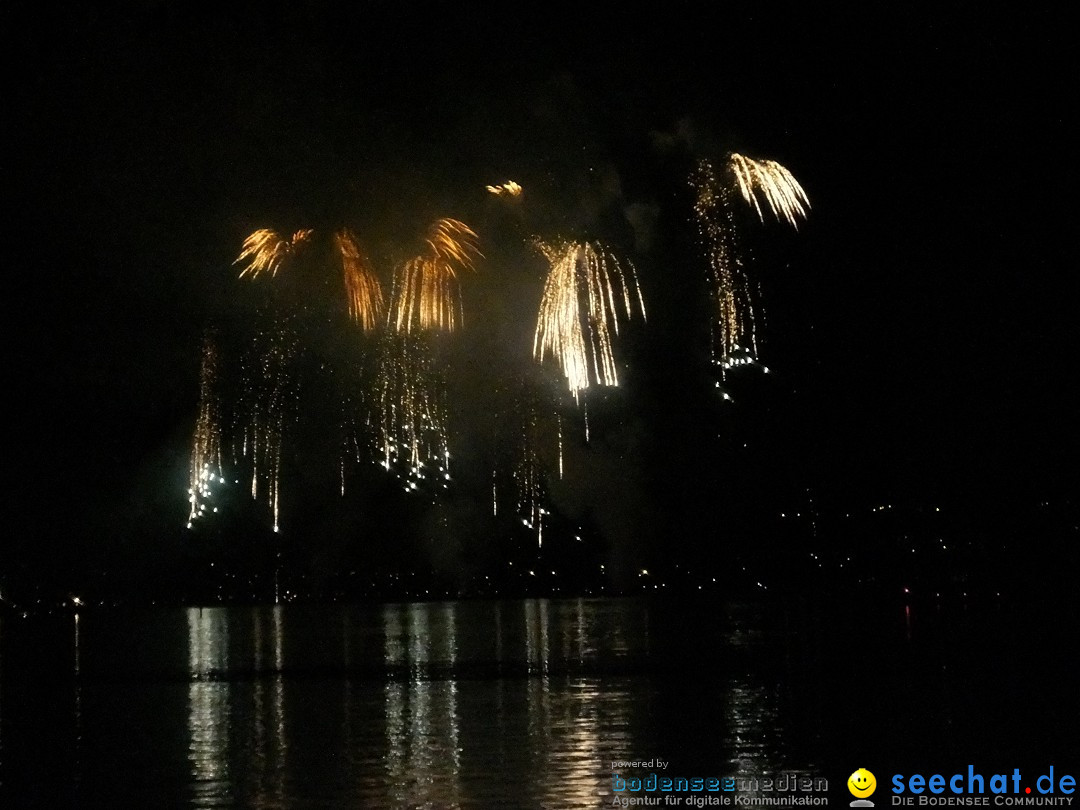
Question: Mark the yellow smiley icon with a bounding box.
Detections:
[848,768,877,798]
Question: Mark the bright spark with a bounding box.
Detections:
[187,335,224,526]
[235,229,314,278]
[728,152,810,228]
[486,180,523,197]
[390,218,481,334]
[533,239,645,398]
[335,229,385,332]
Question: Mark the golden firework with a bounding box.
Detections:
[235,324,299,533]
[335,228,385,331]
[691,160,757,365]
[691,152,809,371]
[533,239,646,398]
[375,333,451,492]
[728,152,810,228]
[187,335,224,527]
[486,180,523,197]
[235,228,314,278]
[391,218,481,333]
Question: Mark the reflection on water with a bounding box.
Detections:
[3,595,1068,807]
[381,602,462,807]
[725,680,781,779]
[187,606,290,807]
[187,607,231,804]
[722,602,785,781]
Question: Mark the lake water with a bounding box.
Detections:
[1,594,1076,807]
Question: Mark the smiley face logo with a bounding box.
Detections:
[848,768,877,798]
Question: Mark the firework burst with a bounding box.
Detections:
[235,229,315,279]
[690,153,808,369]
[533,239,646,398]
[728,152,810,228]
[335,228,385,331]
[237,227,385,331]
[390,219,481,334]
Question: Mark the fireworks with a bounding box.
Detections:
[690,153,808,369]
[234,322,300,533]
[533,239,646,398]
[390,219,481,334]
[235,229,314,279]
[237,227,385,331]
[375,333,451,493]
[335,229,385,331]
[491,378,562,548]
[728,152,810,228]
[486,180,523,197]
[511,396,556,548]
[189,146,808,539]
[691,160,758,365]
[187,335,224,528]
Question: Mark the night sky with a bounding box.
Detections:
[6,4,1076,590]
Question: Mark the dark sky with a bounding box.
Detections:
[6,3,1076,570]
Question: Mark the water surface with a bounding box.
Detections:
[1,595,1075,807]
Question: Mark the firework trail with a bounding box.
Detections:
[728,153,810,228]
[690,153,808,370]
[375,333,451,494]
[335,228,385,331]
[390,219,481,334]
[337,358,381,497]
[187,334,225,528]
[491,378,563,547]
[532,239,646,399]
[375,218,479,492]
[234,322,300,533]
[235,229,314,278]
[236,227,385,331]
[510,394,560,548]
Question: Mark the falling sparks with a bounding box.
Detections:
[491,378,560,548]
[391,218,481,334]
[728,152,810,228]
[533,239,646,398]
[335,228,385,331]
[337,359,381,499]
[690,153,808,370]
[375,333,451,492]
[236,323,299,533]
[513,414,546,548]
[192,152,807,539]
[691,159,757,366]
[235,229,314,279]
[187,335,224,528]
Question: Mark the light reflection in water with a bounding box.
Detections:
[186,607,232,805]
[187,606,291,809]
[72,612,83,794]
[5,597,1053,807]
[251,606,286,808]
[523,599,636,808]
[381,602,462,807]
[525,599,551,759]
[724,679,783,780]
[715,603,815,793]
[161,599,803,807]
